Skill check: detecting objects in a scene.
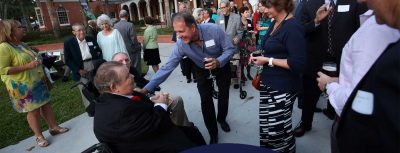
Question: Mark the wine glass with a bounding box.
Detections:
[203,57,215,79]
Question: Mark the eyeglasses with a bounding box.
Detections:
[220,6,227,9]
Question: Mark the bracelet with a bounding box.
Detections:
[268,57,274,67]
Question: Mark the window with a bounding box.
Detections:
[56,7,70,26]
[35,7,45,27]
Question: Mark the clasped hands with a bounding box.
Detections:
[149,92,173,105]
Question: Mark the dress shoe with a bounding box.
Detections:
[314,107,323,113]
[218,121,231,132]
[209,137,218,144]
[193,79,197,83]
[294,122,311,137]
[187,79,192,83]
[323,109,335,120]
[233,84,239,89]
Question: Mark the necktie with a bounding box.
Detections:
[327,0,335,56]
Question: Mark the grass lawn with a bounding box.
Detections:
[0,79,84,149]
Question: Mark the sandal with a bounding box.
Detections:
[36,137,49,147]
[49,127,70,136]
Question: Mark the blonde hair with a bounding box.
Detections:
[0,21,7,43]
[1,20,20,43]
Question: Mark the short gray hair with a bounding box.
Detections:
[112,52,129,61]
[192,8,203,21]
[220,0,230,6]
[119,10,128,18]
[97,14,112,28]
[94,61,125,93]
[71,23,84,31]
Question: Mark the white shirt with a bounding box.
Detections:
[202,18,211,24]
[326,14,400,116]
[76,38,92,60]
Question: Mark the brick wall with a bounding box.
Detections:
[38,1,120,31]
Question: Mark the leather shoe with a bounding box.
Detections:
[294,122,311,137]
[314,107,323,113]
[233,84,239,89]
[218,121,231,132]
[187,79,192,83]
[209,137,218,144]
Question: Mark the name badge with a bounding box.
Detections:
[351,90,374,115]
[338,5,350,12]
[87,42,93,46]
[205,39,215,48]
[220,20,225,24]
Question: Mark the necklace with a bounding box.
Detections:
[270,13,290,36]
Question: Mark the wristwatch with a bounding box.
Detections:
[268,57,274,67]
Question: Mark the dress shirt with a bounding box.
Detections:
[202,18,210,24]
[144,24,236,91]
[76,38,92,60]
[326,15,400,115]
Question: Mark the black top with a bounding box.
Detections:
[224,15,230,30]
[261,18,306,92]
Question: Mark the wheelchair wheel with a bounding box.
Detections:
[240,91,247,99]
[212,90,218,99]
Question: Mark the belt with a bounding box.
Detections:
[83,58,92,62]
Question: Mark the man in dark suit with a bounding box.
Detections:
[64,23,102,108]
[335,0,400,151]
[295,0,367,136]
[202,8,215,24]
[114,10,142,74]
[93,62,196,153]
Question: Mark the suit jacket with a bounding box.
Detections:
[301,0,367,76]
[114,20,141,55]
[205,18,215,23]
[64,36,102,81]
[216,12,243,41]
[94,92,195,153]
[335,40,400,153]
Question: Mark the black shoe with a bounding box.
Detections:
[233,84,239,89]
[154,86,161,91]
[218,121,231,132]
[314,107,323,113]
[209,136,218,144]
[247,73,253,80]
[323,109,335,120]
[187,79,192,83]
[294,122,311,137]
[193,79,197,83]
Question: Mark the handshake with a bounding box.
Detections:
[149,92,174,105]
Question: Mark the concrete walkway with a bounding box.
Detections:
[0,43,333,153]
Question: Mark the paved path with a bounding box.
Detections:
[0,43,332,153]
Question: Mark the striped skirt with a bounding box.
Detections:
[259,83,296,153]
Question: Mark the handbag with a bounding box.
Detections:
[252,72,261,90]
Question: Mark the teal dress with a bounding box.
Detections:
[257,17,272,50]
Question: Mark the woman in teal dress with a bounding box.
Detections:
[257,1,272,50]
[0,20,69,147]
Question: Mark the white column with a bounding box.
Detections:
[128,3,133,21]
[193,0,197,8]
[158,0,164,22]
[146,1,152,16]
[218,0,221,8]
[174,0,178,13]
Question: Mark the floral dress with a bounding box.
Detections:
[0,42,51,113]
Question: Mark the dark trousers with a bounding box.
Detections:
[183,58,196,80]
[301,75,322,128]
[194,64,231,138]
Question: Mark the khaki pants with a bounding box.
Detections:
[78,61,94,108]
[168,96,192,127]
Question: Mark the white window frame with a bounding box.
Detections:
[34,7,45,28]
[56,7,70,26]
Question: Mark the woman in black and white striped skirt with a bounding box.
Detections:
[250,0,306,152]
